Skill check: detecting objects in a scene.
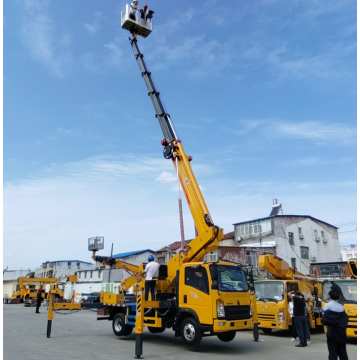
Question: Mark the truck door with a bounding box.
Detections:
[179,265,213,325]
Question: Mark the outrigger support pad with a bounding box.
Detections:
[134,333,143,359]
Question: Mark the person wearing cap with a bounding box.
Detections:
[143,255,159,301]
[35,288,43,313]
[140,4,148,20]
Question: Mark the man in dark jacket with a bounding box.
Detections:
[290,290,307,347]
[322,290,349,360]
[35,288,42,313]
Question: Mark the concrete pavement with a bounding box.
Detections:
[3,304,357,360]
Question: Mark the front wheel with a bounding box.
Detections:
[112,313,131,336]
[262,328,273,334]
[180,318,202,346]
[217,331,236,342]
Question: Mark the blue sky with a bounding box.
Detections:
[4,0,357,270]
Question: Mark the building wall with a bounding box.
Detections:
[340,247,357,261]
[75,268,126,283]
[3,281,18,297]
[309,262,351,279]
[233,216,341,275]
[35,261,95,278]
[219,247,276,277]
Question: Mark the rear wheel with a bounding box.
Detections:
[180,317,202,346]
[217,331,236,342]
[262,328,273,334]
[112,313,131,336]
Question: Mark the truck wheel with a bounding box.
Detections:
[217,331,236,342]
[180,318,202,346]
[125,326,133,336]
[262,328,273,334]
[112,313,130,336]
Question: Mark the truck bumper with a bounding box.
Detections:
[213,318,253,332]
[347,327,357,338]
[258,320,289,330]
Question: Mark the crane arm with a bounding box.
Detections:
[129,38,223,280]
[93,256,141,276]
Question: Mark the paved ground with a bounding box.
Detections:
[4,304,357,360]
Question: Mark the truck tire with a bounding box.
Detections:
[262,328,273,334]
[180,317,202,346]
[217,331,236,342]
[112,313,131,336]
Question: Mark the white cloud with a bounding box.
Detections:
[238,119,356,144]
[156,172,177,183]
[83,12,103,36]
[20,0,72,77]
[4,154,356,269]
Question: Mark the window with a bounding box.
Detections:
[85,271,87,278]
[90,271,93,278]
[77,262,80,267]
[98,271,102,278]
[291,258,296,270]
[321,231,325,238]
[235,220,270,238]
[158,256,166,264]
[247,251,256,266]
[68,262,72,266]
[300,246,309,260]
[314,230,318,237]
[298,227,302,235]
[185,266,209,294]
[288,232,294,245]
[204,250,218,262]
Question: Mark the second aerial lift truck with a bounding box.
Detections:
[91,4,259,358]
[320,260,357,338]
[254,254,322,334]
[11,277,57,303]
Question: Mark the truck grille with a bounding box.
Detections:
[224,305,251,321]
[258,313,276,320]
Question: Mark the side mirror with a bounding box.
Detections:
[211,280,218,290]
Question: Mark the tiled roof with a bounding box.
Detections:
[156,240,192,253]
[112,249,154,259]
[223,231,234,240]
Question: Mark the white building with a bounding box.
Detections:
[231,213,341,274]
[3,269,33,298]
[35,260,95,279]
[340,244,357,261]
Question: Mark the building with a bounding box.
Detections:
[35,260,95,279]
[229,199,341,274]
[340,244,357,261]
[155,241,192,264]
[3,269,33,298]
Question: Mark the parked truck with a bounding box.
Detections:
[254,254,322,334]
[12,277,57,302]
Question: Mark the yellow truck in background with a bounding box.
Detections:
[12,277,57,302]
[254,254,321,334]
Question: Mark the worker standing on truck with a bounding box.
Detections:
[35,288,42,314]
[143,255,159,301]
[322,290,349,360]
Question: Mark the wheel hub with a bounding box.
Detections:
[114,318,123,332]
[184,323,195,341]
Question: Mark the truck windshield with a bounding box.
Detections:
[322,281,357,304]
[254,281,284,303]
[216,265,248,292]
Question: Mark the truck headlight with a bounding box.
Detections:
[278,308,285,323]
[250,305,253,317]
[217,299,225,318]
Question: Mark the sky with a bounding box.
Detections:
[3,0,357,270]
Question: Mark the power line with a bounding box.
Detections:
[338,230,357,234]
[334,221,357,227]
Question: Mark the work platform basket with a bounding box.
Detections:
[121,4,154,38]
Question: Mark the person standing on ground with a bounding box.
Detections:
[35,288,42,313]
[288,292,298,341]
[304,298,312,344]
[290,290,307,347]
[323,290,349,360]
[143,255,159,301]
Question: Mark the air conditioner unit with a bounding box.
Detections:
[323,238,328,244]
[299,235,304,240]
[235,236,242,241]
[315,237,320,242]
[311,256,316,262]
